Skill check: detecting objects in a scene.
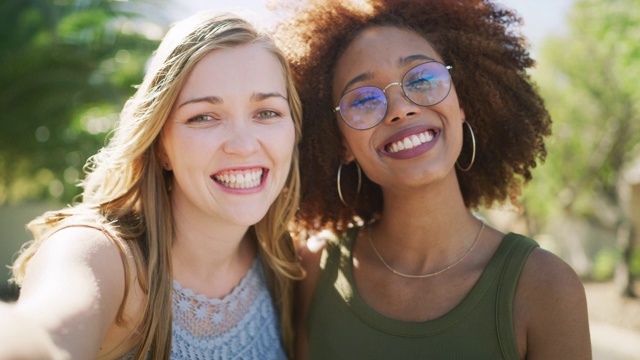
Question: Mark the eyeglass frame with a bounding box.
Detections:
[333,61,453,130]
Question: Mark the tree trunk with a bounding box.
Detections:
[617,219,637,298]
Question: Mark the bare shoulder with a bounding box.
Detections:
[514,247,592,359]
[15,225,132,358]
[519,247,585,296]
[38,225,125,262]
[26,226,129,297]
[25,226,127,286]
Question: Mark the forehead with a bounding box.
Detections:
[177,43,285,99]
[333,26,443,83]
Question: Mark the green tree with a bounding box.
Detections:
[0,0,161,204]
[524,0,640,295]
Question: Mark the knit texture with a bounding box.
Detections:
[121,257,286,360]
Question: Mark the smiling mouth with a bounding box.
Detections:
[212,168,264,189]
[385,130,438,153]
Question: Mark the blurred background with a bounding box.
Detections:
[0,0,638,358]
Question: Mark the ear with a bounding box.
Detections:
[155,138,172,171]
[162,161,172,171]
[459,106,466,124]
[341,136,356,163]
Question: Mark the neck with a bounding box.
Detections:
[380,170,471,234]
[370,170,482,272]
[170,203,257,298]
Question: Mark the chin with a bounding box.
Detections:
[228,210,271,228]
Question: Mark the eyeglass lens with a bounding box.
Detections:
[338,62,452,130]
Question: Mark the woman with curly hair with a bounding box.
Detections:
[274,0,591,358]
[0,11,302,359]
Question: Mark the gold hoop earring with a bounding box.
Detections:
[456,121,476,172]
[337,162,362,207]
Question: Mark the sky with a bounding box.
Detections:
[168,0,578,54]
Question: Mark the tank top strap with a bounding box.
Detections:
[495,233,539,359]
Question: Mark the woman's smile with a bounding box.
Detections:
[380,127,441,160]
[211,167,267,190]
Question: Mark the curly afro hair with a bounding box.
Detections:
[273,0,551,234]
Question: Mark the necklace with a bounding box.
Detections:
[366,221,485,279]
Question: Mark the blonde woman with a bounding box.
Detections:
[0,11,303,359]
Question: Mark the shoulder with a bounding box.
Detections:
[31,226,126,272]
[22,225,130,311]
[41,225,124,257]
[32,225,131,285]
[14,225,137,358]
[517,246,585,302]
[513,246,591,358]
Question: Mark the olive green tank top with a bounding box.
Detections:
[306,228,538,360]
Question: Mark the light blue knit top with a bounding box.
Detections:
[121,257,286,360]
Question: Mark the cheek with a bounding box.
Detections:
[341,126,371,157]
[159,127,177,162]
[165,129,216,165]
[336,119,357,161]
[446,89,465,122]
[269,121,297,165]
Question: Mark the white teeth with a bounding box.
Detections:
[427,132,434,141]
[387,130,436,154]
[213,169,263,189]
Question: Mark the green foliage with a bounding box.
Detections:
[0,0,161,204]
[523,0,640,229]
[591,247,640,280]
[592,248,619,281]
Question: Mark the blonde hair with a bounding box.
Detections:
[11,11,304,359]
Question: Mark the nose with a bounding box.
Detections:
[222,122,260,156]
[382,83,419,124]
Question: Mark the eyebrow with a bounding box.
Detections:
[177,92,287,108]
[342,72,375,94]
[250,92,288,102]
[399,54,436,66]
[341,54,438,94]
[178,95,222,108]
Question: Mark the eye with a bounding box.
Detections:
[405,72,434,91]
[404,63,451,94]
[353,95,380,107]
[344,88,385,111]
[186,114,214,123]
[256,110,280,119]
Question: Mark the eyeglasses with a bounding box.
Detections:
[333,61,453,130]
